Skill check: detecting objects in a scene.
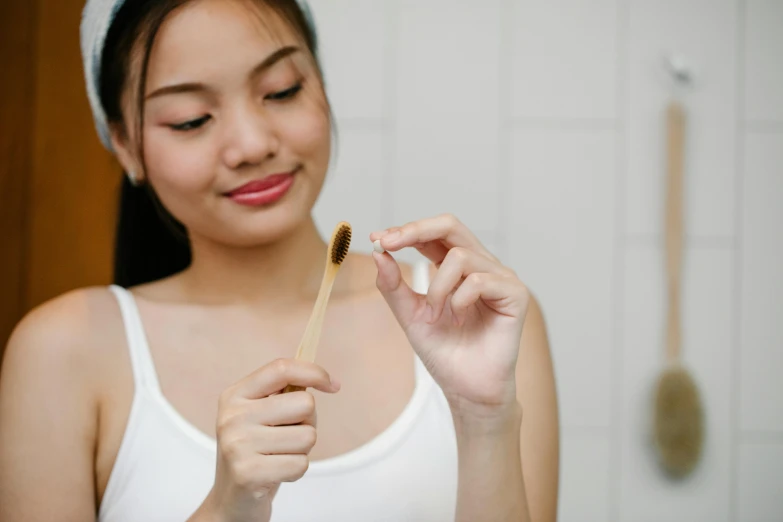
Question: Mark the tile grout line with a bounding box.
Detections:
[608,1,629,521]
[742,120,783,133]
[623,236,738,249]
[383,0,398,229]
[562,425,614,436]
[336,118,391,130]
[739,431,783,445]
[506,118,618,131]
[729,1,747,521]
[497,0,512,262]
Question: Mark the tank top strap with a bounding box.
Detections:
[108,285,163,394]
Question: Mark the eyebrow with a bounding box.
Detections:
[144,45,301,101]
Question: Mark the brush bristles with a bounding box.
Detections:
[653,366,704,478]
[331,224,351,265]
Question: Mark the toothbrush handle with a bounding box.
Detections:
[282,264,339,393]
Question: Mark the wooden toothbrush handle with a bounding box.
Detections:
[282,264,339,394]
[665,101,685,363]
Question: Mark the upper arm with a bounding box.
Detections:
[516,292,559,522]
[0,291,103,521]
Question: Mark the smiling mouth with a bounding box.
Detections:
[224,170,298,206]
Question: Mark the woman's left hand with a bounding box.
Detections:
[370,214,530,421]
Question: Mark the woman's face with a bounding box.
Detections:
[116,0,331,247]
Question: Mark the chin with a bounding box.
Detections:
[186,172,322,248]
[221,198,316,248]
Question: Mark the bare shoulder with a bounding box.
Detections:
[520,292,551,358]
[516,290,560,522]
[516,290,557,416]
[516,289,556,411]
[0,286,125,520]
[2,286,125,390]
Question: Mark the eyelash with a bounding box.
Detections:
[168,83,303,133]
[266,82,303,101]
[169,115,211,132]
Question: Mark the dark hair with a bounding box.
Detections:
[99,0,324,288]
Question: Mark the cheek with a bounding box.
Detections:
[278,104,331,166]
[143,131,217,195]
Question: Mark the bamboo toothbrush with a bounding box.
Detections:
[283,221,352,393]
[652,100,704,478]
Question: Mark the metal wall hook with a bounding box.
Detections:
[664,52,693,86]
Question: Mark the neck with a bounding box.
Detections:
[178,216,329,308]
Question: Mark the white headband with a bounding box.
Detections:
[80,0,318,152]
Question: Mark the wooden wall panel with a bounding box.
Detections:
[1,0,120,365]
[26,0,120,311]
[0,0,37,357]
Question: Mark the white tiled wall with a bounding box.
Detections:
[740,133,783,435]
[309,1,783,520]
[620,246,735,522]
[511,0,619,121]
[509,128,617,430]
[625,0,739,239]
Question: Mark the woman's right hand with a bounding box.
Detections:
[190,358,340,522]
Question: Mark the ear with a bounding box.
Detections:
[109,123,145,183]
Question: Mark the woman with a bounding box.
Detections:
[0,0,559,520]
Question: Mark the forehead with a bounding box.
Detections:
[145,0,303,86]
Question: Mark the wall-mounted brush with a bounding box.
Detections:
[652,86,704,479]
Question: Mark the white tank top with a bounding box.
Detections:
[99,260,458,522]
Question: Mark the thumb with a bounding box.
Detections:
[372,251,423,329]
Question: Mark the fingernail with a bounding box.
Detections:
[384,231,401,243]
[330,377,341,391]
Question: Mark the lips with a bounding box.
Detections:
[226,173,295,196]
[224,171,297,207]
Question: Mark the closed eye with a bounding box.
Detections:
[266,83,302,101]
[169,115,211,132]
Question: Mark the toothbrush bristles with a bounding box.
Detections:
[331,224,352,265]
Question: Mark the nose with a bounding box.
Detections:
[221,102,279,169]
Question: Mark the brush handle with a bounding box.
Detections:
[665,101,685,363]
[282,263,340,394]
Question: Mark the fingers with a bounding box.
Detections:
[258,455,311,483]
[449,272,529,325]
[218,390,317,438]
[213,360,337,500]
[425,247,512,323]
[232,424,318,455]
[239,390,318,427]
[258,425,318,455]
[216,390,319,488]
[371,214,496,265]
[220,425,317,463]
[228,359,339,401]
[230,454,311,488]
[370,214,525,328]
[369,227,399,241]
[372,250,426,329]
[219,361,325,433]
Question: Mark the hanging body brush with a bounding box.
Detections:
[652,98,704,478]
